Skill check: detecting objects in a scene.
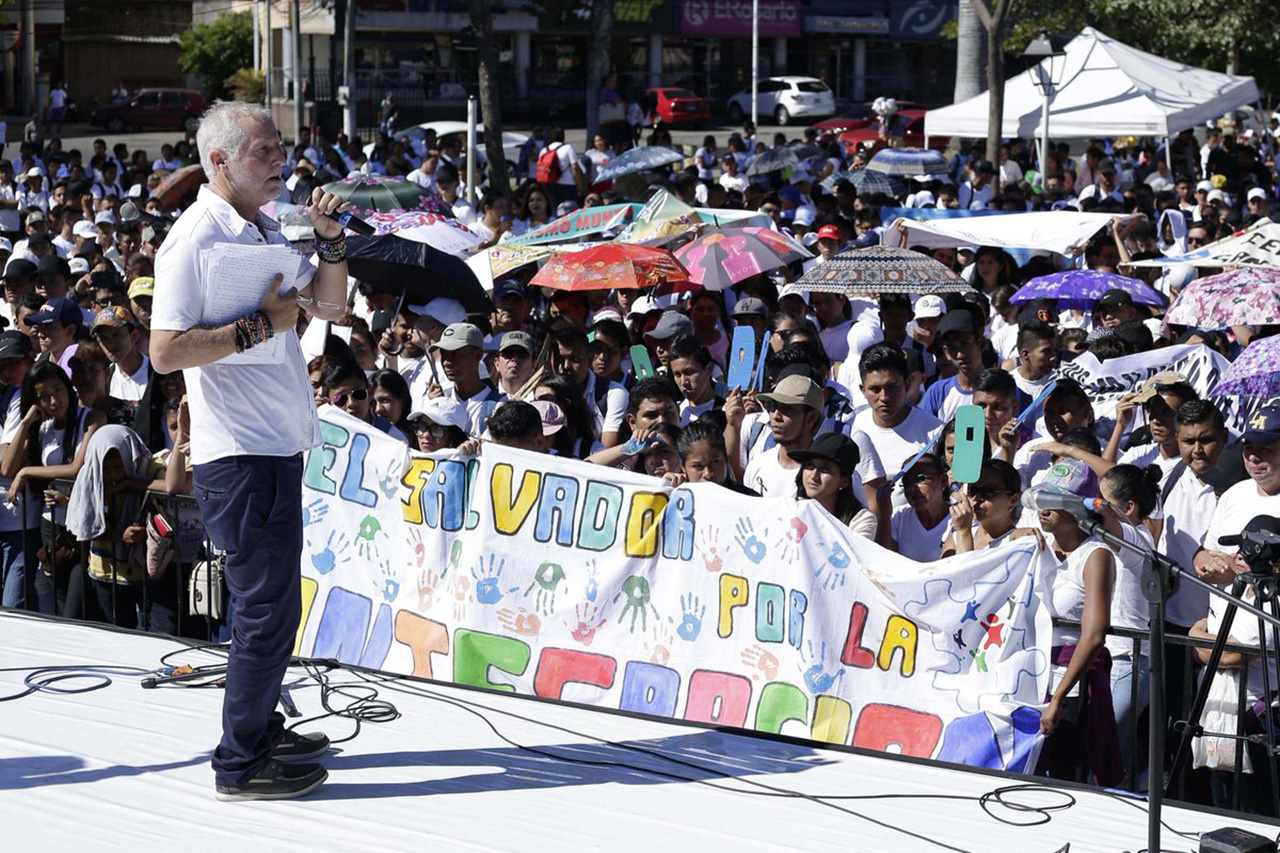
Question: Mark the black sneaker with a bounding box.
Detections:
[271,729,331,762]
[215,760,327,802]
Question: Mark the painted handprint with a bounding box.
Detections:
[523,562,566,615]
[568,602,607,646]
[451,575,472,622]
[775,517,809,563]
[497,607,542,637]
[696,524,724,572]
[676,593,706,641]
[355,515,385,561]
[814,541,851,591]
[309,531,351,575]
[733,518,767,564]
[826,541,851,569]
[740,645,780,680]
[301,498,329,528]
[472,554,519,605]
[613,575,659,633]
[583,559,600,602]
[801,640,846,694]
[416,567,442,611]
[408,528,426,568]
[447,539,464,577]
[380,573,400,602]
[378,466,401,499]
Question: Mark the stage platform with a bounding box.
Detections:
[1,610,1275,853]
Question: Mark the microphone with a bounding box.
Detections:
[119,200,142,223]
[1021,484,1111,518]
[326,208,375,237]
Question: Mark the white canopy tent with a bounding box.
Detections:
[926,27,1259,140]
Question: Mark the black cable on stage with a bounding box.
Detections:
[0,665,160,702]
[283,660,401,745]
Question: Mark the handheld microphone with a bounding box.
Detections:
[1021,484,1111,518]
[326,208,375,237]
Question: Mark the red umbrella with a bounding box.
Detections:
[150,163,207,212]
[529,244,693,291]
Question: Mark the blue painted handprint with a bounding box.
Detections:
[472,554,519,605]
[676,593,705,641]
[302,498,329,528]
[733,518,767,564]
[802,640,845,694]
[584,559,599,602]
[815,541,852,590]
[309,531,351,575]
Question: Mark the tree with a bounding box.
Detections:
[466,0,509,193]
[584,0,614,143]
[954,0,986,102]
[178,11,253,101]
[969,0,1014,166]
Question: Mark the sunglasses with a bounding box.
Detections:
[904,472,941,486]
[968,486,1011,501]
[330,388,369,407]
[412,422,450,439]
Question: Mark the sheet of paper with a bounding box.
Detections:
[201,243,297,366]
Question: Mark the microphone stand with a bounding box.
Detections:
[1073,514,1280,853]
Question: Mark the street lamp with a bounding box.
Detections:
[1022,31,1066,175]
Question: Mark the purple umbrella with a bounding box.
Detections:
[1011,270,1166,311]
[1212,335,1280,399]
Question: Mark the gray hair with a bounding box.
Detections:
[196,101,274,179]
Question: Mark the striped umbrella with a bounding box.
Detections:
[866,147,949,176]
[1013,270,1166,311]
[746,146,800,176]
[849,169,909,197]
[674,228,811,291]
[322,176,452,217]
[792,245,969,296]
[821,170,862,192]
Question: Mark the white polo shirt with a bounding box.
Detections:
[152,186,319,466]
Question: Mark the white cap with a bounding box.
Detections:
[1248,187,1267,202]
[530,400,566,435]
[69,257,89,275]
[792,205,815,227]
[1195,179,1214,192]
[626,295,659,320]
[73,221,96,239]
[592,306,624,325]
[127,183,144,199]
[25,167,40,178]
[1075,184,1100,203]
[1206,189,1227,204]
[801,231,820,249]
[1160,262,1197,294]
[914,294,946,319]
[790,170,813,185]
[407,397,469,433]
[913,190,936,208]
[0,237,11,254]
[406,297,465,327]
[778,282,810,305]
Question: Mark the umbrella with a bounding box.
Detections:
[821,171,862,193]
[1165,268,1280,329]
[530,244,691,292]
[594,147,685,183]
[1212,336,1280,398]
[674,229,812,291]
[746,147,799,176]
[363,209,480,256]
[866,147,949,176]
[848,169,909,196]
[346,233,491,315]
[786,141,823,161]
[792,245,970,296]
[322,176,451,217]
[150,164,207,211]
[1013,270,1166,311]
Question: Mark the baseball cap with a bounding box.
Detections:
[496,330,534,354]
[936,309,982,340]
[914,294,946,319]
[1041,459,1100,500]
[24,167,41,179]
[94,211,116,226]
[626,295,661,320]
[0,329,31,359]
[644,310,694,342]
[407,397,469,433]
[757,374,824,411]
[530,400,566,436]
[127,276,155,299]
[431,322,484,351]
[779,186,801,203]
[91,306,136,331]
[973,159,996,176]
[1,258,36,282]
[1195,180,1213,193]
[790,170,813,185]
[25,297,83,327]
[817,224,842,241]
[407,297,466,327]
[1242,401,1280,444]
[787,432,860,476]
[1206,189,1227,204]
[69,257,90,277]
[731,296,769,318]
[592,306,623,324]
[1097,288,1135,309]
[777,282,811,306]
[25,209,46,225]
[0,237,11,255]
[792,205,816,227]
[492,279,526,301]
[35,255,71,279]
[913,190,936,208]
[1248,187,1268,202]
[1130,371,1187,405]
[72,220,97,240]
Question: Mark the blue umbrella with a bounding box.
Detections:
[866,147,949,176]
[821,171,861,192]
[1011,270,1166,311]
[849,168,909,197]
[595,146,685,182]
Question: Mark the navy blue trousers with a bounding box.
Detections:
[194,454,303,788]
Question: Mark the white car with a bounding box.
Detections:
[364,121,529,173]
[726,77,836,126]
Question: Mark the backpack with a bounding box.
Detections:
[536,143,563,184]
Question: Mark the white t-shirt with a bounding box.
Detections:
[890,505,951,563]
[584,371,627,435]
[718,173,748,193]
[108,354,150,402]
[992,324,1019,363]
[448,385,501,437]
[468,220,496,243]
[543,143,578,187]
[1204,479,1280,556]
[49,88,66,109]
[0,388,34,531]
[819,320,851,366]
[0,183,19,232]
[848,405,941,480]
[743,445,800,498]
[1158,463,1219,627]
[1046,537,1110,691]
[1104,521,1154,659]
[406,168,435,191]
[151,186,319,466]
[694,147,716,181]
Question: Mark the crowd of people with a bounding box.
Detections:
[2,98,1280,812]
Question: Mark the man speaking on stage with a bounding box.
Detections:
[150,102,351,801]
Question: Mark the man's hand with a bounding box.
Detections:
[1194,548,1237,584]
[259,273,298,334]
[305,187,354,241]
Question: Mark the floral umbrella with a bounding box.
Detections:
[792,245,969,296]
[1212,335,1280,398]
[364,209,479,257]
[1013,270,1166,311]
[529,244,691,291]
[321,176,453,217]
[1164,267,1280,329]
[674,228,812,291]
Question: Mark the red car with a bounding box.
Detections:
[89,88,208,134]
[837,110,949,157]
[813,101,925,136]
[648,87,711,127]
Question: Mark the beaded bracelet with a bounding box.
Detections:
[314,233,347,265]
[233,310,275,353]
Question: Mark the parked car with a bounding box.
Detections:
[726,77,835,126]
[365,122,529,174]
[813,101,925,136]
[647,87,711,126]
[837,110,948,157]
[88,88,207,134]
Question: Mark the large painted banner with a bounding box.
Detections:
[294,406,1056,772]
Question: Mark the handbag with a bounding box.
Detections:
[188,548,225,621]
[1192,668,1253,773]
[144,504,176,581]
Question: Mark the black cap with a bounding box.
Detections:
[1,259,36,282]
[0,329,31,358]
[1097,288,1135,308]
[937,309,982,341]
[1220,514,1280,547]
[36,255,70,279]
[788,432,861,476]
[1242,402,1280,444]
[1017,298,1058,326]
[973,159,996,176]
[25,232,51,246]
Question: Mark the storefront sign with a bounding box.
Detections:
[803,15,890,35]
[680,0,801,38]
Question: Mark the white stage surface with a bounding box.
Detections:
[2,610,1276,853]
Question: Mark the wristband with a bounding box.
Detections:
[233,310,274,353]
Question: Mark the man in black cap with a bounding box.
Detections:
[643,310,694,376]
[959,159,996,210]
[0,258,36,328]
[0,328,33,607]
[921,309,986,421]
[489,279,531,339]
[1096,288,1141,329]
[34,254,71,301]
